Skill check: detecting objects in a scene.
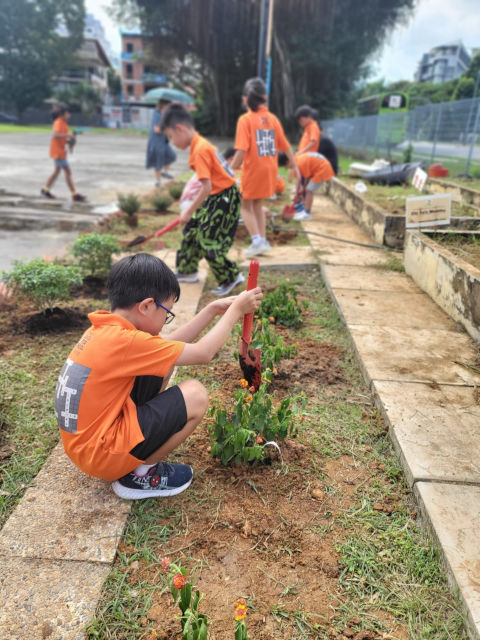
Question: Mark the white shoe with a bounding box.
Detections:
[243,239,265,257]
[211,272,245,296]
[293,210,312,221]
[260,239,271,254]
[174,271,199,283]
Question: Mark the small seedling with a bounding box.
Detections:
[259,282,308,328]
[169,182,185,200]
[117,192,141,216]
[151,191,173,212]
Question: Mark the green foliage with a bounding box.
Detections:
[258,282,308,328]
[169,182,185,200]
[234,317,297,371]
[209,372,306,466]
[55,82,102,116]
[150,191,173,212]
[70,232,120,278]
[2,258,81,311]
[0,0,85,116]
[402,142,413,163]
[117,192,141,216]
[107,68,122,97]
[163,560,208,640]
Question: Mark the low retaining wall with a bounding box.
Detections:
[427,178,480,210]
[404,230,480,342]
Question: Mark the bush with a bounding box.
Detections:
[169,182,185,200]
[2,258,82,311]
[71,232,120,278]
[117,192,141,216]
[151,191,173,212]
[258,282,308,328]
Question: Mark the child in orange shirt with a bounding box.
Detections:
[231,77,299,257]
[41,104,86,202]
[162,104,244,297]
[295,105,321,156]
[55,253,262,499]
[278,151,334,220]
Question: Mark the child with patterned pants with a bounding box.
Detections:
[162,103,244,297]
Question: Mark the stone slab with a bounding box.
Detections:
[0,444,130,563]
[347,324,480,386]
[414,482,480,637]
[321,264,419,293]
[0,556,110,640]
[331,289,458,330]
[373,380,480,486]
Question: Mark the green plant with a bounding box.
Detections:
[70,232,120,277]
[1,258,81,311]
[117,192,141,216]
[233,317,297,371]
[169,181,185,200]
[209,371,306,465]
[259,282,308,328]
[150,191,173,212]
[402,142,413,163]
[162,557,208,640]
[233,599,250,640]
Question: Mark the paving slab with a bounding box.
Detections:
[373,380,480,486]
[0,443,130,563]
[414,482,480,636]
[0,556,110,640]
[321,264,420,293]
[331,289,459,330]
[347,324,480,386]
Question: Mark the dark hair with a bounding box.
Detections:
[161,102,194,129]
[106,253,180,310]
[223,147,236,161]
[277,151,289,167]
[294,105,313,120]
[242,77,267,112]
[52,103,68,121]
[157,99,171,108]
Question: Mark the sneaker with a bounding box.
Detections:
[112,462,193,500]
[244,239,268,257]
[294,201,305,211]
[174,271,199,283]
[162,171,174,179]
[211,272,245,297]
[72,193,87,202]
[41,188,55,199]
[293,210,312,221]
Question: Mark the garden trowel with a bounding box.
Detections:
[238,259,262,392]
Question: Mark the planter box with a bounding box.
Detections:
[427,177,480,210]
[404,230,480,342]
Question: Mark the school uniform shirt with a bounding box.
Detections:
[55,311,185,482]
[234,104,290,199]
[297,120,321,154]
[189,132,236,195]
[297,152,335,184]
[49,116,69,160]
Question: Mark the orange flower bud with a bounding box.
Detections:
[245,395,252,403]
[234,599,247,621]
[240,378,249,388]
[256,436,264,444]
[161,557,171,570]
[269,316,275,323]
[172,573,187,590]
[273,367,278,376]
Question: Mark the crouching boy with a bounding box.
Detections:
[55,253,262,500]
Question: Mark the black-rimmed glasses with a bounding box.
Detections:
[155,301,175,324]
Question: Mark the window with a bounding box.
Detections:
[127,85,134,96]
[126,63,133,78]
[126,42,134,53]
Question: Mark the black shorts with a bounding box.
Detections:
[129,375,187,460]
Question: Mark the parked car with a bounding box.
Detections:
[0,112,18,124]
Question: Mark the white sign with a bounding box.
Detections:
[405,193,452,228]
[388,94,402,109]
[412,167,428,192]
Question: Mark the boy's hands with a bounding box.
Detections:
[231,287,263,316]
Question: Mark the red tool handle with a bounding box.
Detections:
[154,217,181,237]
[241,260,259,344]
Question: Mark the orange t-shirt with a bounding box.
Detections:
[297,120,321,154]
[55,311,185,481]
[275,175,285,194]
[49,117,69,160]
[234,104,290,199]
[297,152,334,184]
[189,132,236,195]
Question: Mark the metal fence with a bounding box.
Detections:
[322,97,480,176]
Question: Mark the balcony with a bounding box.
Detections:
[142,72,166,83]
[121,51,144,60]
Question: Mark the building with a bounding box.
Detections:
[54,38,113,100]
[415,41,471,84]
[84,12,120,69]
[120,29,166,102]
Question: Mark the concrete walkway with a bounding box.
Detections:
[1,193,479,638]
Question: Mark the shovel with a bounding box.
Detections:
[127,216,181,247]
[238,259,262,392]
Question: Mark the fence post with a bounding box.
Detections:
[429,104,442,166]
[465,99,480,177]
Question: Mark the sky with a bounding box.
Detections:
[85,0,480,83]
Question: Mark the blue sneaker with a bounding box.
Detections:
[112,462,193,500]
[294,201,304,211]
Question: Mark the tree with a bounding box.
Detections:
[0,0,85,117]
[107,68,123,98]
[110,0,414,135]
[55,82,102,116]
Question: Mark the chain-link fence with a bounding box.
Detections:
[322,97,480,176]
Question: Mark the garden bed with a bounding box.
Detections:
[427,177,480,208]
[404,230,480,342]
[327,176,480,250]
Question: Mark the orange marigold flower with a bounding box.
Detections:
[245,395,253,403]
[256,436,264,444]
[233,599,247,621]
[172,573,187,590]
[161,557,172,570]
[240,378,249,388]
[269,316,275,323]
